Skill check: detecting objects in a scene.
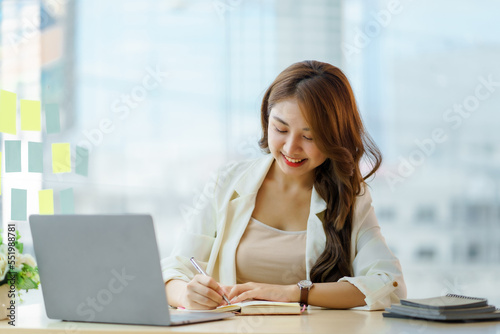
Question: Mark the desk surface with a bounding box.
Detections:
[2,289,500,334]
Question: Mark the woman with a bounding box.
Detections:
[162,60,406,310]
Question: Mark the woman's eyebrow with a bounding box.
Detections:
[272,115,310,131]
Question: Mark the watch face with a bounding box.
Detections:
[298,280,313,288]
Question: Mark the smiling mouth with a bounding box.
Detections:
[281,153,307,165]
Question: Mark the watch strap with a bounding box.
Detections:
[299,286,309,306]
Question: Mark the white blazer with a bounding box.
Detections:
[161,154,407,310]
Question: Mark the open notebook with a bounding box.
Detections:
[180,301,303,315]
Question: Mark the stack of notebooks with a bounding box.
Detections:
[384,294,500,322]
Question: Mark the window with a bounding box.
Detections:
[2,0,499,305]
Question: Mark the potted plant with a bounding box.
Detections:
[0,229,40,320]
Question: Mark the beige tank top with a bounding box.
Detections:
[235,217,307,285]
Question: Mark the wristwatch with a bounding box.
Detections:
[297,280,314,306]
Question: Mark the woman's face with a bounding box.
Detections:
[267,99,327,182]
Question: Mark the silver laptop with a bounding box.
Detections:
[29,214,234,326]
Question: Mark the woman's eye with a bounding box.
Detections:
[274,127,286,133]
[303,136,313,141]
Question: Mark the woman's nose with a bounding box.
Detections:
[284,136,301,155]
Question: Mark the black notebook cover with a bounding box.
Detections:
[400,294,488,310]
[388,303,496,316]
[383,309,500,322]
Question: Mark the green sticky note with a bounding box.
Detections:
[45,103,61,134]
[39,189,54,215]
[28,141,44,173]
[11,188,27,221]
[21,99,41,131]
[75,146,89,176]
[5,140,22,172]
[52,143,71,173]
[0,90,17,134]
[60,188,75,214]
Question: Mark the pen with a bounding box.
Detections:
[190,257,231,305]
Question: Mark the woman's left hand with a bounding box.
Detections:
[225,282,299,304]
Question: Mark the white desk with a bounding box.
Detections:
[1,289,499,333]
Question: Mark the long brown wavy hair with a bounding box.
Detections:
[259,60,382,283]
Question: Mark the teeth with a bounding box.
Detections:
[283,154,304,163]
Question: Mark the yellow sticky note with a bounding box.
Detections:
[21,99,42,131]
[39,189,54,215]
[0,90,17,134]
[52,143,71,173]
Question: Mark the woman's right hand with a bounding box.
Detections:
[178,274,228,310]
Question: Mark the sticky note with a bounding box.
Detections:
[75,146,89,176]
[11,188,27,221]
[21,99,41,131]
[60,188,75,214]
[5,140,22,172]
[0,152,2,195]
[0,90,17,134]
[39,189,54,215]
[28,141,44,173]
[45,103,61,134]
[52,143,71,173]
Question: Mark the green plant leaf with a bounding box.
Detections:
[14,264,40,291]
[15,230,23,253]
[16,275,38,290]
